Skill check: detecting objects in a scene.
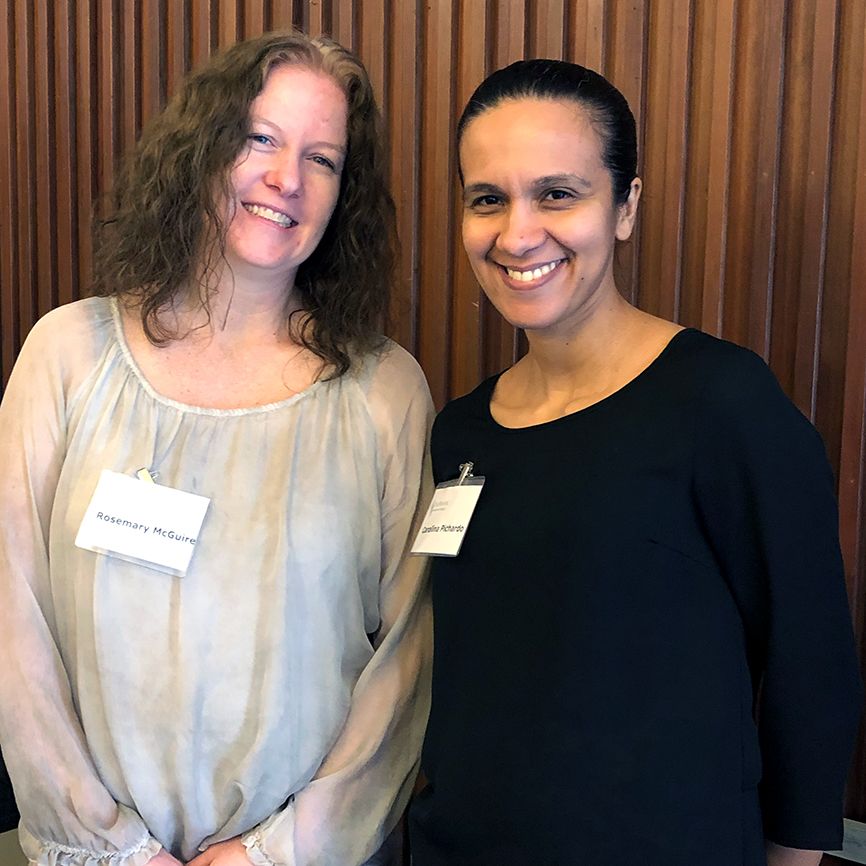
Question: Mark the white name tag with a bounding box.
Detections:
[411,475,485,557]
[75,470,211,576]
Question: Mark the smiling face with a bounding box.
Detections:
[460,97,640,338]
[223,64,348,288]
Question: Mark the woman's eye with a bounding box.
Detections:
[543,188,575,202]
[310,154,337,171]
[469,194,502,209]
[247,133,273,147]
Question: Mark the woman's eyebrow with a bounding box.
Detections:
[532,173,592,190]
[463,182,503,198]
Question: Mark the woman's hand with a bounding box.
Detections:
[765,842,823,866]
[186,837,253,866]
[147,850,184,866]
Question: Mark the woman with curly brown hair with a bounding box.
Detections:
[0,31,432,866]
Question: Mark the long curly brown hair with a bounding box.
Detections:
[91,31,396,377]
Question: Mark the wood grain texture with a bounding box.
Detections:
[638,0,691,321]
[449,0,488,398]
[386,0,420,354]
[0,0,17,377]
[1,0,864,841]
[416,0,455,406]
[567,0,607,70]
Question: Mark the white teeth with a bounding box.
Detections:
[244,204,295,227]
[505,260,561,282]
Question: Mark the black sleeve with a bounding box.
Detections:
[0,747,19,833]
[693,345,862,850]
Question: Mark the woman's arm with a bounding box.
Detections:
[0,308,163,866]
[239,345,434,866]
[694,344,862,853]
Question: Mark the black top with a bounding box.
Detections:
[409,330,862,866]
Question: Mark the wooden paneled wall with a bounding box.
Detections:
[2,0,865,844]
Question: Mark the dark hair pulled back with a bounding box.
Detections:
[457,59,637,206]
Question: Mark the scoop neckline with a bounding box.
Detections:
[109,297,328,417]
[483,327,696,432]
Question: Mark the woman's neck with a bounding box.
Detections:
[490,298,681,427]
[521,295,647,391]
[170,266,303,347]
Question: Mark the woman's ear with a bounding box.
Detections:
[615,177,642,241]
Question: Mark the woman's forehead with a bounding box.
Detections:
[460,98,605,179]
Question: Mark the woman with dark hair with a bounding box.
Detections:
[0,31,432,866]
[409,60,861,866]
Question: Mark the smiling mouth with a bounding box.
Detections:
[500,258,566,282]
[243,203,297,228]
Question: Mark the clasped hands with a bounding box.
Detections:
[150,836,253,866]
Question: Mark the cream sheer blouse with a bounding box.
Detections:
[0,297,433,866]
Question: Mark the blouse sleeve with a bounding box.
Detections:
[0,309,163,866]
[242,344,434,866]
[693,345,862,850]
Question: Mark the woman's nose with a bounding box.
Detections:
[264,152,302,196]
[496,203,545,257]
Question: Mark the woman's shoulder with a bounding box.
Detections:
[663,327,764,374]
[435,374,500,428]
[18,297,115,370]
[672,330,819,447]
[354,338,434,427]
[24,296,114,349]
[660,329,786,406]
[4,297,117,407]
[361,338,429,392]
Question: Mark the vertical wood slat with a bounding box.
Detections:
[269,0,295,31]
[96,0,120,212]
[697,0,736,336]
[771,1,840,419]
[141,0,166,128]
[33,0,55,316]
[1,0,865,835]
[679,0,735,334]
[638,0,691,322]
[449,0,489,399]
[190,0,216,67]
[567,0,607,70]
[818,0,861,477]
[832,0,866,822]
[416,0,456,407]
[13,0,35,334]
[358,0,386,114]
[74,0,96,319]
[330,0,355,51]
[302,0,325,37]
[243,0,266,36]
[530,0,565,59]
[722,0,786,359]
[165,0,189,97]
[791,4,839,423]
[386,0,420,354]
[604,0,646,302]
[53,0,77,308]
[217,0,240,47]
[121,0,141,156]
[0,0,17,383]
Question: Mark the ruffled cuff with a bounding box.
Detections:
[241,806,296,866]
[19,825,162,866]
